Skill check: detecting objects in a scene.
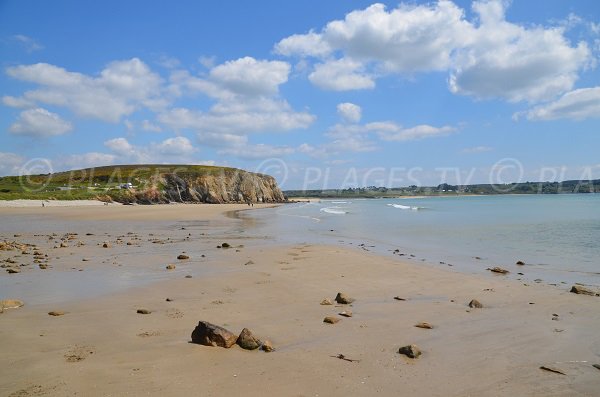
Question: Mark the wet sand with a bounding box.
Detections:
[0,204,599,396]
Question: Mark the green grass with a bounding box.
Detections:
[0,164,239,201]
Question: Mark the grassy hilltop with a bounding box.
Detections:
[0,164,247,202]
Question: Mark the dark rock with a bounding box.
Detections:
[335,292,354,304]
[593,364,600,371]
[48,311,66,316]
[137,309,151,314]
[177,254,189,260]
[221,242,231,248]
[191,321,238,348]
[323,316,340,324]
[540,365,566,375]
[339,310,353,318]
[570,285,598,296]
[488,266,509,274]
[166,298,173,302]
[39,264,48,269]
[415,322,433,329]
[185,275,192,278]
[516,260,525,265]
[398,344,421,359]
[237,328,261,350]
[393,296,407,301]
[468,299,483,308]
[102,242,110,248]
[6,268,20,274]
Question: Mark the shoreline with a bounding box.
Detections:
[1,204,599,396]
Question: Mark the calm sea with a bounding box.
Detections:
[242,194,600,287]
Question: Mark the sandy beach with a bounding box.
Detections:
[1,203,599,396]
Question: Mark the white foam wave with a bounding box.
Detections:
[387,203,421,210]
[320,207,348,215]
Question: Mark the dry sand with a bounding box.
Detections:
[0,204,599,396]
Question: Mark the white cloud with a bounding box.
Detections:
[209,57,290,97]
[6,58,165,122]
[275,31,332,57]
[309,58,374,91]
[141,119,162,132]
[449,1,592,102]
[153,136,196,156]
[370,123,456,141]
[462,146,493,153]
[9,108,73,137]
[197,132,248,147]
[2,95,35,108]
[12,34,43,52]
[337,102,362,123]
[61,152,118,170]
[0,152,25,176]
[276,0,592,102]
[519,87,600,121]
[104,137,136,156]
[102,136,198,164]
[159,98,314,135]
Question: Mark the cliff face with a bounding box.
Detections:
[129,169,285,204]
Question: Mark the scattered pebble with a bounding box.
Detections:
[48,311,66,316]
[323,316,340,324]
[398,344,421,359]
[335,292,355,304]
[415,322,433,329]
[468,299,483,308]
[137,309,151,314]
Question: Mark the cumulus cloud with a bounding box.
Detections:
[2,95,35,108]
[141,120,162,132]
[449,1,592,102]
[518,87,600,121]
[60,152,118,170]
[300,119,456,159]
[337,102,362,123]
[159,99,314,135]
[276,0,592,102]
[162,57,315,144]
[102,136,197,163]
[9,108,73,137]
[6,58,165,122]
[309,58,374,91]
[275,31,332,58]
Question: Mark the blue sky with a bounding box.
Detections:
[1,0,599,189]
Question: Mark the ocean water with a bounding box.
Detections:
[242,194,600,287]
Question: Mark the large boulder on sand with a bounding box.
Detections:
[191,321,238,348]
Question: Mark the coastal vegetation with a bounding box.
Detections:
[284,180,600,198]
[0,164,284,204]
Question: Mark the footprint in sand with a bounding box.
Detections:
[166,308,184,318]
[64,345,95,362]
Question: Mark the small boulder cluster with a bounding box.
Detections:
[191,321,273,352]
